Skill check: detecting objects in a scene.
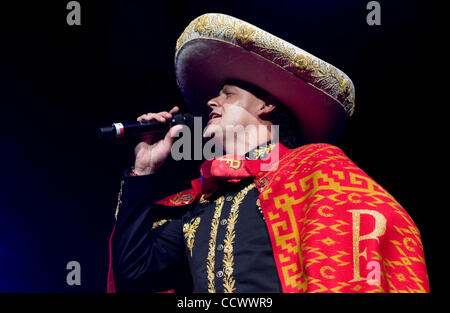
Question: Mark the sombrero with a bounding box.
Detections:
[174,13,355,142]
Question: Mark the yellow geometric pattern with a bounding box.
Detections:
[257,143,429,293]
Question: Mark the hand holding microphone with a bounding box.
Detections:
[98,109,193,140]
[99,106,192,175]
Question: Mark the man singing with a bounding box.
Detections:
[107,13,429,293]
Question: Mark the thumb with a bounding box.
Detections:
[163,124,184,145]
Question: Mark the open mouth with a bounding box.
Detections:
[208,112,222,120]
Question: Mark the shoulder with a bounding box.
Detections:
[284,143,377,189]
[282,143,402,215]
[291,142,345,157]
[281,143,351,168]
[275,143,397,204]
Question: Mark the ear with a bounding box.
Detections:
[257,96,277,119]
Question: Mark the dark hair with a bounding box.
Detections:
[224,79,304,148]
[263,94,304,149]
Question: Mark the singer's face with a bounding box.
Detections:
[203,84,266,139]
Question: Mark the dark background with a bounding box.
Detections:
[0,0,441,292]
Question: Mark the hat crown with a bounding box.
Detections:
[176,13,355,117]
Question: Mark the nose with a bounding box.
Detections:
[207,95,220,110]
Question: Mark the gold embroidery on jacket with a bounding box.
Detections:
[256,198,265,220]
[152,219,171,230]
[114,179,124,220]
[222,183,256,293]
[207,196,225,293]
[246,143,276,160]
[183,217,201,256]
[199,194,210,204]
[169,193,194,205]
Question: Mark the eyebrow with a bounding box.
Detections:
[221,85,234,93]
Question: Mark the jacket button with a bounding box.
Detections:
[220,219,228,226]
[216,271,224,278]
[217,244,224,251]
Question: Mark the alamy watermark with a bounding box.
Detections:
[66,260,81,286]
[66,1,81,26]
[366,261,381,285]
[366,1,381,25]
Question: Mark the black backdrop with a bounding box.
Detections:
[0,0,440,292]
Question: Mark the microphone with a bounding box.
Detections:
[98,113,194,139]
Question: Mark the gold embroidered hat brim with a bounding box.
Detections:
[175,13,355,142]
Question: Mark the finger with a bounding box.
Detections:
[158,111,172,120]
[137,114,149,121]
[137,113,153,121]
[155,113,166,122]
[141,113,164,122]
[164,124,183,145]
[161,111,172,119]
[169,124,184,137]
[169,106,179,114]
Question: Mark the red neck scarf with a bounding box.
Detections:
[191,142,282,196]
